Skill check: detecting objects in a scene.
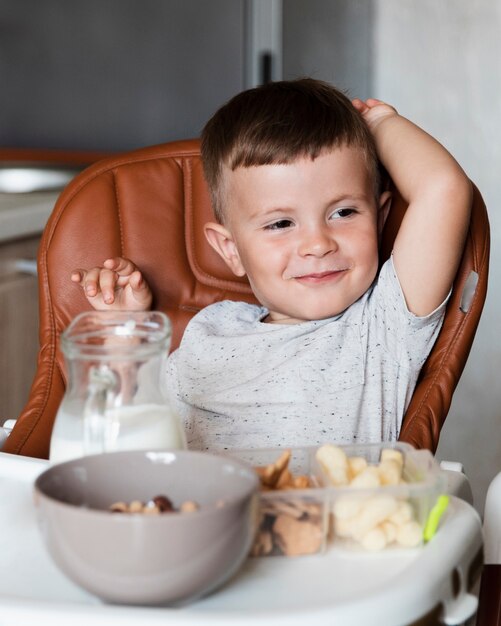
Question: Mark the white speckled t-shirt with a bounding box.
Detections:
[164,257,447,451]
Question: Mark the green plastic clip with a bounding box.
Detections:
[423,494,450,543]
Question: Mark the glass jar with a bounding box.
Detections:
[49,311,186,463]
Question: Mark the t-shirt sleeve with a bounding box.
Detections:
[369,255,449,369]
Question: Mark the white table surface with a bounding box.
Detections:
[0,452,482,626]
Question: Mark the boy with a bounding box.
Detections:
[72,79,471,451]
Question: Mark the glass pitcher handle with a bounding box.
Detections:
[83,365,118,455]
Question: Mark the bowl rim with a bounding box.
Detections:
[34,449,259,520]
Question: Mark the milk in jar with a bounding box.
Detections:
[49,311,186,463]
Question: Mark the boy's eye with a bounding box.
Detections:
[330,207,356,219]
[265,219,294,230]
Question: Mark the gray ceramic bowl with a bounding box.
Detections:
[34,450,259,606]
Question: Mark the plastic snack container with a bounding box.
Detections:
[228,442,446,557]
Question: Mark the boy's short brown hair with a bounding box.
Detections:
[201,78,380,223]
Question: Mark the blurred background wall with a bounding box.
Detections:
[0,0,246,150]
[1,0,498,514]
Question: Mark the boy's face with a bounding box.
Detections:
[205,146,389,324]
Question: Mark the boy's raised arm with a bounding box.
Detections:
[353,98,472,317]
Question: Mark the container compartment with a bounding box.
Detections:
[229,442,446,556]
[229,447,329,557]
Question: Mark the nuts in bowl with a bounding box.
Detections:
[33,449,259,605]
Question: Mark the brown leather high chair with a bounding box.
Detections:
[2,139,490,459]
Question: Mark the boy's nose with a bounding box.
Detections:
[298,227,337,257]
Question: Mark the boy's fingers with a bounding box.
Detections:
[129,270,143,290]
[97,269,119,304]
[71,269,84,283]
[351,98,367,112]
[82,267,103,298]
[365,97,385,107]
[73,266,106,299]
[353,97,395,115]
[70,260,151,309]
[104,257,137,276]
[129,271,153,306]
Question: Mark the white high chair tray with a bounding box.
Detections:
[0,452,482,626]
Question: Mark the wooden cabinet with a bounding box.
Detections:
[0,235,40,424]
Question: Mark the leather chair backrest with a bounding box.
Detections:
[3,139,490,458]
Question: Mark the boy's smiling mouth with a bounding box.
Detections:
[291,269,348,283]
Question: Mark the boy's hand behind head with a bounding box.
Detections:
[355,94,472,316]
[71,257,152,312]
[352,98,398,133]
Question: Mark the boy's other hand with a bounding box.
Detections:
[354,95,472,317]
[352,98,398,133]
[71,257,153,312]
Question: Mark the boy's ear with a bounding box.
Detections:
[204,222,246,277]
[378,190,392,235]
